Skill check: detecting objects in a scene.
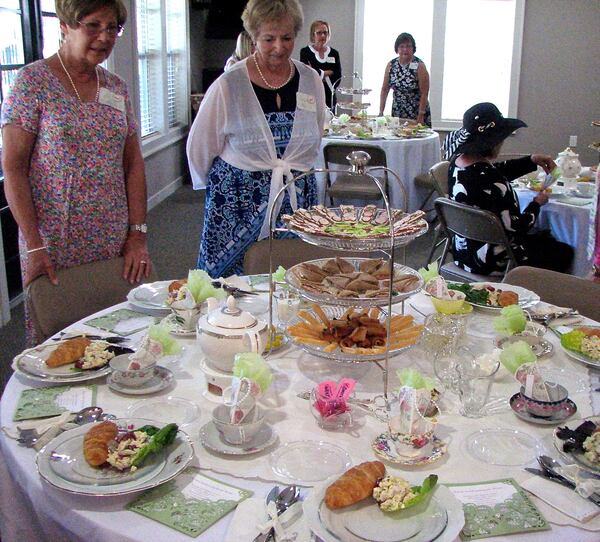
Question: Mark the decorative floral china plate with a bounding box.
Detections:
[107,366,174,395]
[553,415,600,474]
[464,283,540,313]
[161,313,197,337]
[372,433,447,466]
[199,421,278,456]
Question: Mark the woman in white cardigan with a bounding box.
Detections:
[187,0,325,278]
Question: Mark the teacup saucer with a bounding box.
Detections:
[372,432,447,466]
[107,366,174,395]
[496,334,553,358]
[199,421,278,455]
[161,313,197,337]
[509,393,577,425]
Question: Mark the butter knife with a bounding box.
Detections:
[524,467,600,506]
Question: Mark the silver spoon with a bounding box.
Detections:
[265,485,300,542]
[73,406,104,425]
[253,487,280,542]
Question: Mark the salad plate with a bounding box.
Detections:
[553,416,600,474]
[199,421,277,456]
[465,429,544,466]
[372,433,447,466]
[36,418,194,496]
[107,366,174,395]
[126,396,200,427]
[496,335,553,358]
[304,478,464,542]
[450,282,540,313]
[558,326,600,368]
[127,281,172,313]
[509,393,577,425]
[13,341,132,384]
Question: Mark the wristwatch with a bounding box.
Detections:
[129,223,148,233]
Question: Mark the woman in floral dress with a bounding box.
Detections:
[187,0,325,278]
[379,32,431,126]
[1,0,150,345]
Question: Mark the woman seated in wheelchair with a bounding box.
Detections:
[444,102,573,276]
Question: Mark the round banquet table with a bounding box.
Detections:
[516,187,593,277]
[315,133,441,211]
[2,289,600,542]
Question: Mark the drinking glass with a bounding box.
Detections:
[456,356,500,418]
[275,290,300,332]
[433,345,473,392]
[421,313,467,358]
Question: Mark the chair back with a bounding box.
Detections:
[433,197,518,282]
[243,239,374,275]
[429,161,449,197]
[27,257,158,341]
[504,266,600,322]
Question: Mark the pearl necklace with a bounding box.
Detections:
[253,54,294,90]
[57,51,100,103]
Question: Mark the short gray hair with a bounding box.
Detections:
[242,0,303,41]
[56,0,127,27]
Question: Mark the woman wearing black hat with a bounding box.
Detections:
[445,102,573,276]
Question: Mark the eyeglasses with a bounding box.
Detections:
[78,21,124,38]
[314,30,329,36]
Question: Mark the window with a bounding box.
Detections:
[356,0,524,129]
[136,0,189,145]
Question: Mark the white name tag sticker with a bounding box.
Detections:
[98,88,125,112]
[409,62,419,70]
[297,92,317,112]
[326,56,336,63]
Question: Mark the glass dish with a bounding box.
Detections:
[285,258,423,308]
[269,440,352,484]
[465,428,544,466]
[126,396,200,428]
[285,306,419,363]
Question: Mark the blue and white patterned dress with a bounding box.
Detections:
[198,110,317,277]
[388,56,431,127]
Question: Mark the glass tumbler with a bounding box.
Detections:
[456,357,500,418]
[421,313,467,357]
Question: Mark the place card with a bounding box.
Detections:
[127,468,252,537]
[85,308,158,336]
[13,385,97,421]
[446,478,549,540]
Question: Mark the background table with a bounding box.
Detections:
[315,133,441,211]
[2,291,600,541]
[516,188,593,277]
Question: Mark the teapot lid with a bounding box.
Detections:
[207,295,256,329]
[558,146,578,157]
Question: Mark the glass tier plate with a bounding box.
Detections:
[285,306,419,363]
[269,440,351,484]
[465,428,544,466]
[285,258,423,307]
[284,206,428,251]
[36,418,194,496]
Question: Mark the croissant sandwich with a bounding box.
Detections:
[46,337,91,368]
[83,421,118,467]
[325,460,385,509]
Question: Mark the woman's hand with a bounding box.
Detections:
[533,191,550,206]
[323,69,334,78]
[24,249,57,287]
[417,112,425,124]
[122,233,152,284]
[531,154,556,174]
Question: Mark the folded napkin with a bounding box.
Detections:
[224,497,311,542]
[521,475,600,523]
[2,412,77,450]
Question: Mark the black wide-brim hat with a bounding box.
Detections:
[444,102,527,157]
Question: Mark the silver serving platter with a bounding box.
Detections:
[285,258,423,307]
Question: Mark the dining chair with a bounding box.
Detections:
[414,160,450,213]
[431,197,518,283]
[27,257,158,341]
[243,238,375,275]
[504,266,600,321]
[322,143,390,205]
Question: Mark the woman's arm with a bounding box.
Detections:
[1,124,57,286]
[121,133,151,284]
[416,62,430,124]
[379,62,392,116]
[329,49,342,85]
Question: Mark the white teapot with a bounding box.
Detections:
[556,147,582,179]
[196,295,267,373]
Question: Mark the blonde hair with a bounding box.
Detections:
[242,0,303,41]
[55,0,127,27]
[309,20,330,44]
[234,30,254,61]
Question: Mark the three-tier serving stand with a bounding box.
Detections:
[264,151,428,416]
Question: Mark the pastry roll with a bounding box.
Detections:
[83,421,118,467]
[325,460,385,509]
[46,338,92,368]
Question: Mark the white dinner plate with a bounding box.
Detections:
[303,476,464,542]
[127,281,172,313]
[12,341,132,383]
[553,416,600,474]
[559,326,600,369]
[36,418,194,496]
[466,282,540,313]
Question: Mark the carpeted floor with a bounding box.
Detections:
[0,184,438,396]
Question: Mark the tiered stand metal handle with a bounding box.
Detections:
[265,151,409,408]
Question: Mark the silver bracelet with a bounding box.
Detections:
[27,246,47,254]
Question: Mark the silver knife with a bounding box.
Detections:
[524,467,600,506]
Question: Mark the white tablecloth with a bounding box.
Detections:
[516,188,593,277]
[1,291,599,542]
[316,133,441,211]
